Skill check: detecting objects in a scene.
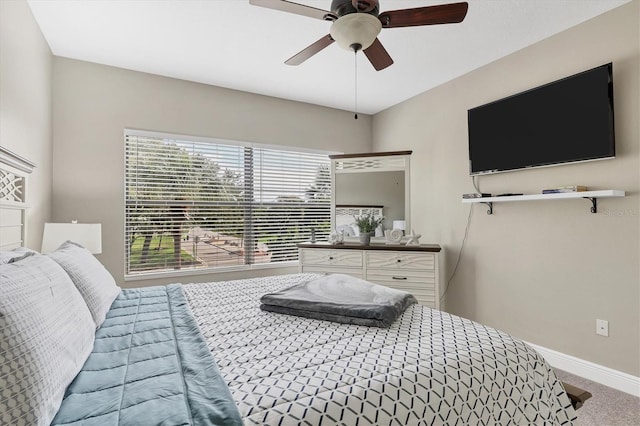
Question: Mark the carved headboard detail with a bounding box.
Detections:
[334,205,384,237]
[0,146,36,249]
[335,205,384,222]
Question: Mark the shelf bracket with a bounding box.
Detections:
[482,202,493,215]
[585,197,598,214]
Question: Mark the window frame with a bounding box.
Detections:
[123,129,337,281]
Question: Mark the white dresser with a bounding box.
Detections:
[298,243,441,309]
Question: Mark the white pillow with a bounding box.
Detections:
[0,254,95,426]
[47,241,120,329]
[0,246,39,264]
[336,224,355,237]
[335,214,356,227]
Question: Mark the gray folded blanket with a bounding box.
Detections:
[260,274,417,327]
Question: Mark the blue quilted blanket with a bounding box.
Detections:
[52,284,242,426]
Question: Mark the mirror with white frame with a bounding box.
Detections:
[330,151,411,243]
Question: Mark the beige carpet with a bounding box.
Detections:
[555,369,640,426]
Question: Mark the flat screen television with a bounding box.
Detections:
[467,63,615,175]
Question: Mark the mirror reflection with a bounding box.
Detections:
[331,151,411,242]
[335,171,404,232]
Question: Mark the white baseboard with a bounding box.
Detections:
[526,341,640,397]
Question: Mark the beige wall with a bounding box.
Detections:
[373,1,639,376]
[0,0,52,247]
[52,58,372,287]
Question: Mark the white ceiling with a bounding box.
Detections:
[28,0,630,115]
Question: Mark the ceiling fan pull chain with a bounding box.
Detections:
[354,50,358,120]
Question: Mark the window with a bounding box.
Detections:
[124,130,332,277]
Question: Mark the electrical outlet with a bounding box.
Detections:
[596,319,609,337]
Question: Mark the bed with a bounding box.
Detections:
[0,151,576,425]
[1,260,576,425]
[183,274,576,425]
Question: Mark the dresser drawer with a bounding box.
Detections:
[301,266,364,279]
[299,248,363,267]
[366,269,435,282]
[368,278,436,308]
[395,286,436,305]
[411,293,437,308]
[367,269,436,305]
[366,252,435,270]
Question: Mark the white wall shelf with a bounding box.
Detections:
[462,190,625,214]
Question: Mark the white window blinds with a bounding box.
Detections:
[124,132,331,277]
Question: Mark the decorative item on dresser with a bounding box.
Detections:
[298,242,441,309]
[353,212,384,245]
[384,228,403,244]
[405,229,422,245]
[327,229,344,244]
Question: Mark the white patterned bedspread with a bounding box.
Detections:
[182,274,576,426]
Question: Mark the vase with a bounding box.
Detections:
[359,232,371,245]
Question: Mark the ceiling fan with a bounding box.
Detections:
[249,0,469,71]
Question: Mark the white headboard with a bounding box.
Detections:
[0,146,36,249]
[335,205,384,224]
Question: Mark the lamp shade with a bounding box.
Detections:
[41,223,102,254]
[329,13,382,51]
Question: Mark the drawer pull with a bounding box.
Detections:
[396,259,402,263]
[392,276,407,280]
[328,256,334,260]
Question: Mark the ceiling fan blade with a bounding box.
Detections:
[285,35,335,66]
[363,38,393,71]
[249,0,335,21]
[379,2,468,28]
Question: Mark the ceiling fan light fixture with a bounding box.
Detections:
[330,13,382,51]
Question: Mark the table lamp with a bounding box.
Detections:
[41,222,102,254]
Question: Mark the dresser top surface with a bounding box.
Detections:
[297,242,441,252]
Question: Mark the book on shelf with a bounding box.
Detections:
[462,193,492,199]
[542,185,588,194]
